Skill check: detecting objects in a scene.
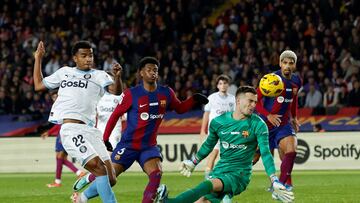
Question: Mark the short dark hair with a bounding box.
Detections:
[71,41,92,56]
[235,86,257,97]
[216,74,231,85]
[138,56,160,70]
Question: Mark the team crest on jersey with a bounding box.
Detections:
[79,146,87,153]
[113,99,118,104]
[160,100,166,107]
[242,131,249,138]
[84,73,91,79]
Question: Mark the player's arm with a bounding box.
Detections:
[33,41,47,91]
[256,121,294,202]
[103,90,131,146]
[180,119,219,177]
[107,63,123,95]
[291,92,300,133]
[168,88,208,114]
[256,88,282,127]
[199,111,209,141]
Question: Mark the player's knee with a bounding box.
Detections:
[109,176,117,186]
[86,158,107,176]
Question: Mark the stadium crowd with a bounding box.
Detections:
[0,0,359,117]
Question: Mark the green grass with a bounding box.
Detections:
[0,171,359,202]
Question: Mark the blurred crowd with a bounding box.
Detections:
[0,0,359,118]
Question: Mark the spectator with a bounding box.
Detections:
[305,84,323,108]
[323,85,339,108]
[348,80,360,107]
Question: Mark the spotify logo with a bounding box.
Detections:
[295,139,310,164]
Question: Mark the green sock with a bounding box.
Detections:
[167,180,213,203]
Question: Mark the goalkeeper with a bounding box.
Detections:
[155,86,294,203]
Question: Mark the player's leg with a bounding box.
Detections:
[139,146,163,203]
[159,179,222,203]
[278,147,293,188]
[47,136,66,188]
[277,125,297,186]
[61,123,117,203]
[60,152,86,177]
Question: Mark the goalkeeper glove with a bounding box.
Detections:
[270,175,295,203]
[179,155,199,177]
[104,140,113,152]
[193,93,209,105]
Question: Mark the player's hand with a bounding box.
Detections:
[179,160,196,177]
[272,180,295,203]
[104,140,113,152]
[291,118,300,133]
[111,63,122,77]
[267,114,282,127]
[34,41,45,59]
[193,93,209,105]
[41,131,49,140]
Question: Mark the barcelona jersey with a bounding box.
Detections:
[104,84,195,150]
[256,70,302,129]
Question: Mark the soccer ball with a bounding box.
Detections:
[259,73,284,97]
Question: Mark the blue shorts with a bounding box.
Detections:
[111,144,162,171]
[269,123,296,150]
[55,135,65,152]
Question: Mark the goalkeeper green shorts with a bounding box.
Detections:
[204,170,250,201]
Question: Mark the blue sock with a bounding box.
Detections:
[83,182,99,199]
[96,175,117,203]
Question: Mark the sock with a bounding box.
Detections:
[63,159,79,173]
[279,152,296,184]
[83,182,99,199]
[56,158,64,180]
[55,179,61,184]
[88,173,96,182]
[286,176,292,186]
[96,175,117,203]
[142,170,161,203]
[167,180,213,203]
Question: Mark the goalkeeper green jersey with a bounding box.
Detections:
[196,112,276,176]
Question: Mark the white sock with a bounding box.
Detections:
[55,179,61,184]
[80,192,88,202]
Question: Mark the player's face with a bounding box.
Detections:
[217,80,229,93]
[280,57,295,79]
[140,64,159,84]
[73,48,94,70]
[237,92,257,116]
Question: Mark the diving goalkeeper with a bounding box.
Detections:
[155,86,294,203]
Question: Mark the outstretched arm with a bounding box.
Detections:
[33,41,47,91]
[169,88,208,114]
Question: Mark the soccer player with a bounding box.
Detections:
[96,71,123,149]
[33,40,122,203]
[73,56,209,203]
[199,74,235,202]
[254,50,302,191]
[42,91,85,188]
[155,86,294,203]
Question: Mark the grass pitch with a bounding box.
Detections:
[0,170,359,203]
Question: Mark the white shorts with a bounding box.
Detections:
[109,131,121,149]
[60,123,110,166]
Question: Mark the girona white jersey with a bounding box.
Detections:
[204,92,235,123]
[96,92,122,134]
[43,66,113,126]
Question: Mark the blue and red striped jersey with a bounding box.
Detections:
[104,84,195,150]
[256,70,302,129]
